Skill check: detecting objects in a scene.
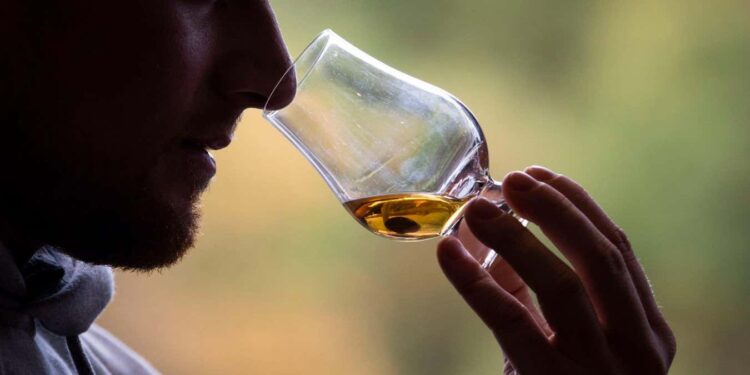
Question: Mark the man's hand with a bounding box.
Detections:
[437,166,676,374]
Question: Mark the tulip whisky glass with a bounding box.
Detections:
[263,30,523,267]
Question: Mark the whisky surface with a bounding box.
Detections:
[344,193,472,240]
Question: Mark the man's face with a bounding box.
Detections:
[0,1,296,269]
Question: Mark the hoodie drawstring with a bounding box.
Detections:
[66,335,94,375]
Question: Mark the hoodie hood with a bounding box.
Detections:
[0,242,113,336]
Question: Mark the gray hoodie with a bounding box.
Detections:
[0,242,159,374]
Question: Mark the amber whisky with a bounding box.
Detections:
[344,193,472,240]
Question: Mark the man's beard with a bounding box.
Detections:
[0,157,200,271]
[0,116,200,271]
[1,166,200,271]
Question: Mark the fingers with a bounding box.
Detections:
[454,220,551,335]
[500,171,650,330]
[524,166,672,338]
[524,166,676,357]
[463,200,610,361]
[487,258,552,336]
[500,170,668,371]
[437,237,560,374]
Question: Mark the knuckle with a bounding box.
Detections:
[459,272,494,296]
[612,226,634,255]
[458,272,500,304]
[458,274,530,334]
[610,330,672,375]
[591,242,629,277]
[490,303,530,332]
[546,271,585,300]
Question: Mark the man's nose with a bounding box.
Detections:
[216,1,297,111]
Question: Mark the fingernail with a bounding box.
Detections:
[525,165,557,181]
[469,197,503,220]
[504,171,536,192]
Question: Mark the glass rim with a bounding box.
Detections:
[263,28,455,118]
[263,29,338,115]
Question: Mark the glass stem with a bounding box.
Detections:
[476,178,528,269]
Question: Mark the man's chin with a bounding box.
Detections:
[110,209,196,271]
[48,192,202,271]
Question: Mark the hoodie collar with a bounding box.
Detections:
[0,242,113,336]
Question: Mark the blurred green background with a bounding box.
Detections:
[99,0,750,373]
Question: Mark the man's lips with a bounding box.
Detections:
[176,109,239,188]
[179,140,217,184]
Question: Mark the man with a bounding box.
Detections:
[0,1,674,374]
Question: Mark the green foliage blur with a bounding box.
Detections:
[99,1,750,374]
